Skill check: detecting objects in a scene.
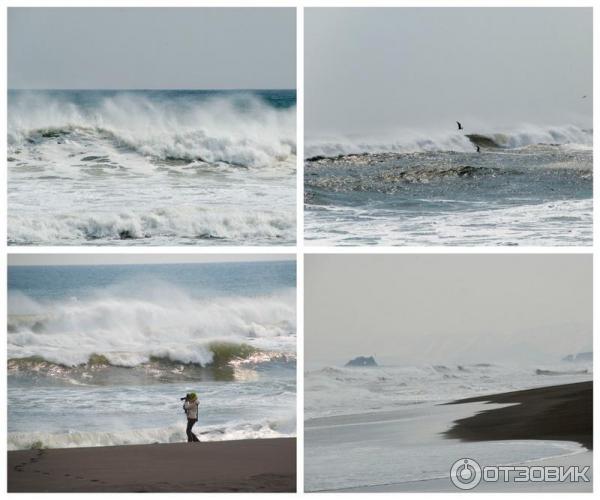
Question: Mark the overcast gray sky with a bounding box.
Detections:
[306,8,592,138]
[8,254,295,266]
[8,8,296,89]
[305,254,592,368]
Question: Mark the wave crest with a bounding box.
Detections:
[306,124,592,157]
[9,92,296,168]
[8,287,296,378]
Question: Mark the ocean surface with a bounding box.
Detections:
[305,125,592,246]
[8,260,296,450]
[8,89,296,246]
[304,361,592,491]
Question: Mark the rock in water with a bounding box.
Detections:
[345,356,378,367]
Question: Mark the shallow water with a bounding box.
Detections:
[305,129,592,246]
[304,363,592,490]
[304,403,586,491]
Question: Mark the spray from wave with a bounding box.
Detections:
[8,91,296,168]
[8,284,296,377]
[305,124,592,158]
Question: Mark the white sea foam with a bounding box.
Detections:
[305,198,593,246]
[8,287,296,368]
[8,92,297,246]
[305,124,592,157]
[305,362,593,420]
[8,206,295,245]
[9,92,296,168]
[7,416,296,451]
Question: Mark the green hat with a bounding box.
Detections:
[188,392,197,400]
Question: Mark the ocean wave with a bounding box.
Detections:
[8,92,296,168]
[8,347,296,386]
[305,362,593,419]
[7,416,296,451]
[8,287,296,377]
[8,206,295,245]
[305,198,593,246]
[305,124,592,157]
[306,165,504,193]
[535,368,589,376]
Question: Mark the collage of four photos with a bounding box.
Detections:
[4,4,594,494]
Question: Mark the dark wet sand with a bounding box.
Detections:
[444,381,592,450]
[8,437,296,492]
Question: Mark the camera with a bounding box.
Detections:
[180,393,190,401]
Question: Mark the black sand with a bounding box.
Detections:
[444,381,592,450]
[8,437,296,492]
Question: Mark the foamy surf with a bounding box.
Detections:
[7,416,296,451]
[306,198,593,246]
[8,288,296,370]
[8,260,297,452]
[8,89,297,245]
[9,91,296,167]
[305,129,592,246]
[8,207,295,245]
[306,124,592,158]
[305,363,593,420]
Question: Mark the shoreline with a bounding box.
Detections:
[333,450,593,492]
[444,381,592,450]
[8,437,296,492]
[305,381,592,492]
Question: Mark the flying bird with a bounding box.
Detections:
[456,121,463,130]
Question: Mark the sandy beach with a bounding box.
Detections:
[445,381,592,450]
[8,437,296,492]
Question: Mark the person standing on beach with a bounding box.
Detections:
[183,393,200,442]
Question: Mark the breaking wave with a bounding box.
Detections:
[8,207,295,245]
[8,92,296,168]
[7,416,296,450]
[8,348,295,386]
[305,124,592,158]
[305,362,593,419]
[8,286,296,379]
[535,368,589,376]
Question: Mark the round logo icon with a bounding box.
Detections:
[450,458,482,490]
